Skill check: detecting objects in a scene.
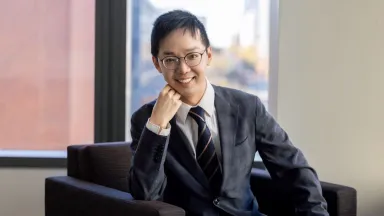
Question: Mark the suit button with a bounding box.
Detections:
[213,198,220,205]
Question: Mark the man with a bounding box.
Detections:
[129,10,328,216]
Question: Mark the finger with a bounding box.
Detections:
[163,84,171,92]
[161,85,171,96]
[168,89,176,97]
[173,92,181,100]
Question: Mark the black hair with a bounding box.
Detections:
[151,10,210,57]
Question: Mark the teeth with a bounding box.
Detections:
[178,78,193,83]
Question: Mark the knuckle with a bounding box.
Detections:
[160,91,168,97]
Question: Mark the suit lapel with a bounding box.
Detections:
[213,86,239,190]
[147,101,210,192]
[168,118,210,191]
[148,85,239,193]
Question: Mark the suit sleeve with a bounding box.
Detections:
[254,97,329,216]
[128,107,170,201]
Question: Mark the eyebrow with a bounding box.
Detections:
[162,46,202,56]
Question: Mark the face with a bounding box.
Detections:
[152,29,212,103]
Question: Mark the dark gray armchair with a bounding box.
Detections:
[45,142,357,216]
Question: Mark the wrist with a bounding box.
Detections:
[149,117,168,129]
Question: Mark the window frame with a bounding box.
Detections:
[0,0,279,168]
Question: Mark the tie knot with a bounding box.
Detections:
[189,106,205,123]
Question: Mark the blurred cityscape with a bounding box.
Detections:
[130,0,270,113]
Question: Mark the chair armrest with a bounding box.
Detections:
[45,176,185,216]
[250,168,357,216]
[321,182,357,216]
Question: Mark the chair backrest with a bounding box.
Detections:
[67,142,132,192]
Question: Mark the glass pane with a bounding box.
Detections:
[0,0,95,154]
[129,0,269,113]
[128,0,271,161]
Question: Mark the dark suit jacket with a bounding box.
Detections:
[129,85,328,216]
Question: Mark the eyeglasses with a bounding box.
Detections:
[159,50,206,70]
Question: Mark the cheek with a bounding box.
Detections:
[192,65,206,77]
[161,71,174,81]
[196,58,208,74]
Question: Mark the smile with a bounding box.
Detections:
[176,77,194,84]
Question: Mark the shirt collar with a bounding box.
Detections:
[176,78,215,124]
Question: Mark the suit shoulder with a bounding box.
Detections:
[213,85,267,119]
[214,85,260,103]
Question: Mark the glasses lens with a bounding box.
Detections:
[185,53,202,67]
[163,57,178,69]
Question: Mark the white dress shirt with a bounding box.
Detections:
[146,79,222,162]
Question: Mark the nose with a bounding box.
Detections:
[177,59,191,74]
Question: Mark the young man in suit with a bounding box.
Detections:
[129,10,329,216]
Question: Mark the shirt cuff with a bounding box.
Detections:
[146,119,171,136]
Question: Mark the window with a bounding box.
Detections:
[0,0,95,158]
[126,0,278,162]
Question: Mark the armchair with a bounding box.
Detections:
[45,142,356,216]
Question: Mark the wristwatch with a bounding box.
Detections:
[146,119,171,136]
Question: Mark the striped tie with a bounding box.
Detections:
[189,106,222,194]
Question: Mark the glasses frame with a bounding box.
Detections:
[159,49,207,69]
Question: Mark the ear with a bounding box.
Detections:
[206,46,213,66]
[152,56,162,73]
